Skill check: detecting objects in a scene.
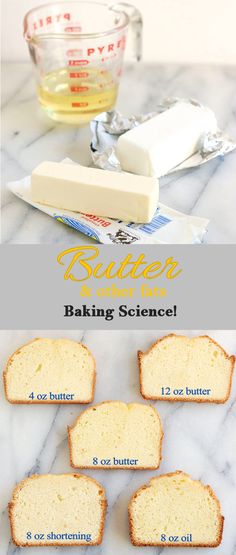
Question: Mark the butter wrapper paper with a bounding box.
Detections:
[7,168,209,245]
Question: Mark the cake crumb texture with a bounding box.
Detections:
[129,471,224,547]
[9,474,106,546]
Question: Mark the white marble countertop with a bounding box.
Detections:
[0,329,236,554]
[2,62,236,244]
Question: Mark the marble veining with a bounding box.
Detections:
[1,62,236,244]
[0,329,236,554]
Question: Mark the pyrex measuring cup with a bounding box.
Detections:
[24,1,142,124]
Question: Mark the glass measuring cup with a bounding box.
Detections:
[24,1,142,124]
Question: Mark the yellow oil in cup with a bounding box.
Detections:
[24,1,142,124]
[37,67,118,124]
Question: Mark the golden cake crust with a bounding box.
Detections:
[9,473,107,547]
[3,338,96,404]
[129,470,224,547]
[68,400,164,470]
[138,334,235,403]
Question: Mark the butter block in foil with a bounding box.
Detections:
[90,98,236,175]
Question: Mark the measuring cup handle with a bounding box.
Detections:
[109,2,143,61]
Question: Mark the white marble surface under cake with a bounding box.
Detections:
[1,62,236,244]
[0,329,236,555]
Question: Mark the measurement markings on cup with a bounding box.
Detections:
[64,26,82,33]
[70,86,89,92]
[71,102,89,107]
[68,59,89,66]
[69,72,89,78]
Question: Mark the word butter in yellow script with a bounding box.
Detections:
[57,247,182,282]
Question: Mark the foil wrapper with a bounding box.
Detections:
[90,98,236,173]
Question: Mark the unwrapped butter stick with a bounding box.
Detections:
[31,161,159,223]
[116,101,217,177]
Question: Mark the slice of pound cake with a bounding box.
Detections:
[139,334,235,403]
[3,338,96,403]
[9,474,107,546]
[129,471,224,547]
[69,401,163,469]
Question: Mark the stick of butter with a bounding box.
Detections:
[31,161,159,223]
[116,102,217,177]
